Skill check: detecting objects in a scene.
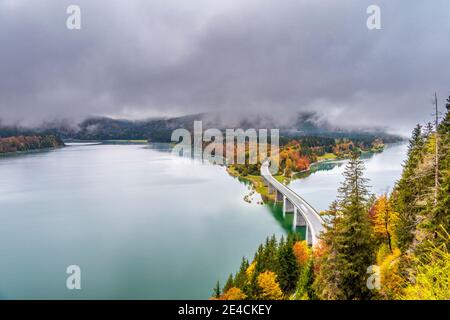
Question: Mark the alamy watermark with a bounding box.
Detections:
[367,265,381,290]
[66,5,81,30]
[171,121,280,174]
[65,4,382,32]
[66,265,81,290]
[367,5,381,30]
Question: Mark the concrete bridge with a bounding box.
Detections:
[261,160,325,245]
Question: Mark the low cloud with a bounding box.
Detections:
[0,0,449,135]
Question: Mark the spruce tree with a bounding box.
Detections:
[393,124,426,250]
[432,96,450,245]
[315,152,375,299]
[276,233,300,295]
[223,274,234,293]
[234,257,249,290]
[213,281,221,298]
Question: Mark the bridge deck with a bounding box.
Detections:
[261,161,325,245]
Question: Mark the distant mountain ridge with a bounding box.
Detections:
[0,112,403,143]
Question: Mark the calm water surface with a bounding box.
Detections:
[0,142,407,299]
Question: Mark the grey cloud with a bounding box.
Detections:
[0,0,449,135]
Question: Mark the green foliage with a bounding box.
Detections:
[223,274,234,293]
[393,124,427,250]
[276,234,300,295]
[294,258,315,300]
[215,95,450,300]
[214,232,311,300]
[402,228,450,300]
[314,153,375,300]
[213,281,221,299]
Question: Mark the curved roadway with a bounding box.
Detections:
[261,160,325,245]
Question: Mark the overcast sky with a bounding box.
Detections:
[0,0,449,134]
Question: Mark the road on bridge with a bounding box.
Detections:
[261,160,325,245]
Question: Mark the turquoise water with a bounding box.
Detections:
[0,142,406,299]
[289,143,408,212]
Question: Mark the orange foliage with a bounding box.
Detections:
[293,241,310,267]
[312,240,329,275]
[295,156,310,171]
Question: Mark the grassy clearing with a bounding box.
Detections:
[317,153,338,161]
[227,166,275,201]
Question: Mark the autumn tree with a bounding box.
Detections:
[221,287,247,300]
[376,247,404,299]
[257,271,283,300]
[293,241,310,267]
[402,228,450,300]
[285,158,293,177]
[372,195,399,252]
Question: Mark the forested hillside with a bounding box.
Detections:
[214,96,450,300]
[1,112,403,143]
[0,135,64,154]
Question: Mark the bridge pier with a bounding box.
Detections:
[283,195,294,217]
[293,209,307,231]
[261,160,324,246]
[307,225,312,245]
[267,183,275,194]
[276,190,283,203]
[293,209,313,245]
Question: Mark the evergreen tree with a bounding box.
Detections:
[432,96,450,246]
[314,152,375,299]
[276,233,300,295]
[295,258,315,300]
[213,281,221,298]
[393,124,426,250]
[234,257,249,290]
[223,274,234,293]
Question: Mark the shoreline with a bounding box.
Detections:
[226,144,387,202]
[0,145,65,157]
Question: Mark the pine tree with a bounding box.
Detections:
[234,257,249,290]
[294,257,315,300]
[432,96,450,246]
[314,152,375,299]
[213,281,221,298]
[393,124,426,250]
[223,274,234,293]
[409,95,450,253]
[276,233,300,295]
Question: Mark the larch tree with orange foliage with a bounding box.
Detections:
[293,241,310,267]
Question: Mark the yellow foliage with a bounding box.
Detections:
[377,246,404,299]
[402,230,450,300]
[372,195,399,249]
[426,133,436,154]
[246,262,256,279]
[221,287,247,300]
[285,158,293,176]
[257,271,284,300]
